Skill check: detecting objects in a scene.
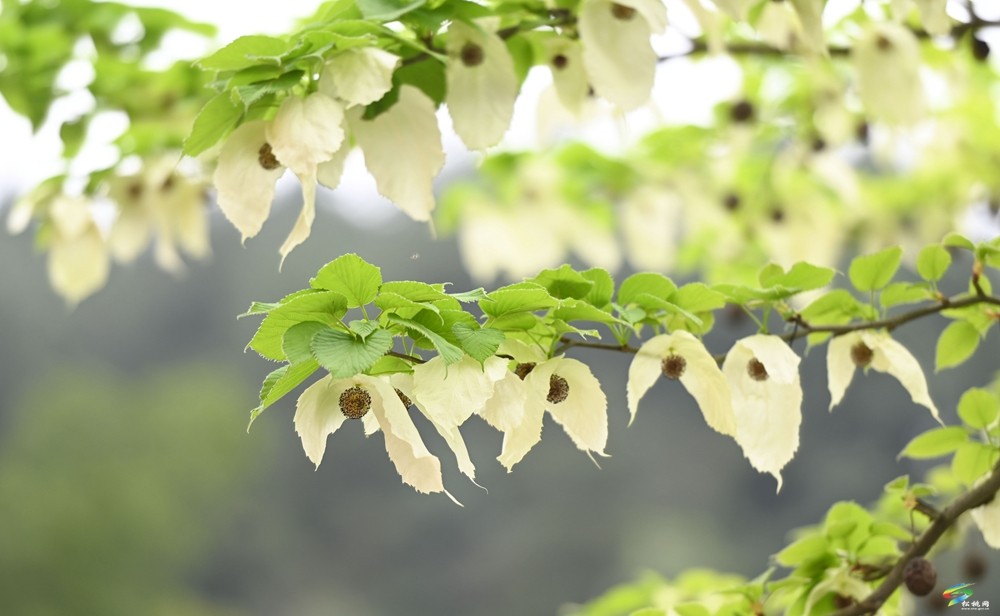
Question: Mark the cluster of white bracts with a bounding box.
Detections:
[293,342,609,504]
[628,330,942,492]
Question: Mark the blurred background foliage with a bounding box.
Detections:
[1,193,997,615]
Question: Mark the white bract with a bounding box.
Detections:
[722,334,803,491]
[579,0,667,111]
[46,196,110,306]
[620,187,680,271]
[545,38,589,115]
[853,23,925,125]
[627,331,736,436]
[826,330,941,423]
[348,86,445,222]
[970,475,1000,549]
[479,340,608,470]
[446,20,518,150]
[319,47,399,108]
[294,373,454,501]
[212,120,285,242]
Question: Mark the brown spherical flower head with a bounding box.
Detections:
[903,557,937,597]
[460,42,484,67]
[972,37,990,62]
[514,362,536,380]
[127,180,144,200]
[875,34,893,51]
[395,388,413,409]
[258,143,281,170]
[661,354,687,380]
[850,341,874,368]
[551,53,569,70]
[963,551,987,581]
[730,99,754,123]
[747,357,769,381]
[547,374,569,404]
[339,385,372,419]
[610,3,637,20]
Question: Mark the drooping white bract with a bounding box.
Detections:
[479,340,609,470]
[903,0,951,36]
[294,373,452,499]
[108,157,209,273]
[45,196,110,306]
[827,330,942,423]
[319,47,399,108]
[545,38,589,115]
[620,186,680,271]
[579,0,667,111]
[266,93,346,263]
[212,120,285,241]
[853,23,925,125]
[348,85,445,222]
[628,331,737,436]
[970,475,1000,548]
[406,355,508,481]
[446,20,518,150]
[722,334,803,491]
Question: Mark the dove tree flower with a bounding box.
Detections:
[627,331,736,436]
[722,334,803,491]
[294,373,454,501]
[478,340,608,470]
[578,0,667,111]
[971,475,1000,549]
[44,196,111,306]
[445,20,518,150]
[853,23,925,125]
[826,330,941,423]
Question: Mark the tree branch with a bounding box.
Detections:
[831,461,1000,616]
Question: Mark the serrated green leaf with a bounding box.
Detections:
[311,327,394,378]
[935,320,980,371]
[532,265,594,300]
[239,301,281,318]
[348,319,380,339]
[366,355,414,376]
[379,280,449,302]
[248,291,348,360]
[951,441,998,485]
[234,69,305,107]
[849,246,903,292]
[917,245,952,282]
[386,315,464,364]
[310,254,383,307]
[958,388,1000,430]
[374,291,441,316]
[249,360,320,430]
[452,324,504,364]
[283,321,330,364]
[183,92,242,157]
[669,283,727,313]
[480,286,557,318]
[618,272,676,306]
[449,287,488,303]
[199,35,292,71]
[899,426,969,459]
[553,299,622,326]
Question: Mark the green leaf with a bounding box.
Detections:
[311,327,394,378]
[379,280,449,302]
[480,285,557,318]
[581,267,615,308]
[775,535,830,567]
[248,291,348,360]
[553,299,622,326]
[199,35,292,71]
[348,319,380,339]
[942,232,975,251]
[386,315,464,364]
[899,427,969,459]
[673,606,710,616]
[283,322,330,364]
[249,360,320,430]
[935,320,980,371]
[951,441,998,485]
[452,324,505,364]
[848,246,903,292]
[59,117,88,159]
[879,282,932,309]
[916,245,952,282]
[957,388,1000,430]
[449,287,488,303]
[310,254,383,308]
[760,262,836,291]
[183,92,242,157]
[366,355,414,376]
[669,283,727,313]
[374,291,441,316]
[531,265,594,300]
[234,69,305,107]
[355,0,427,20]
[618,273,676,306]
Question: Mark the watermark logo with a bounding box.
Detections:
[944,583,990,611]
